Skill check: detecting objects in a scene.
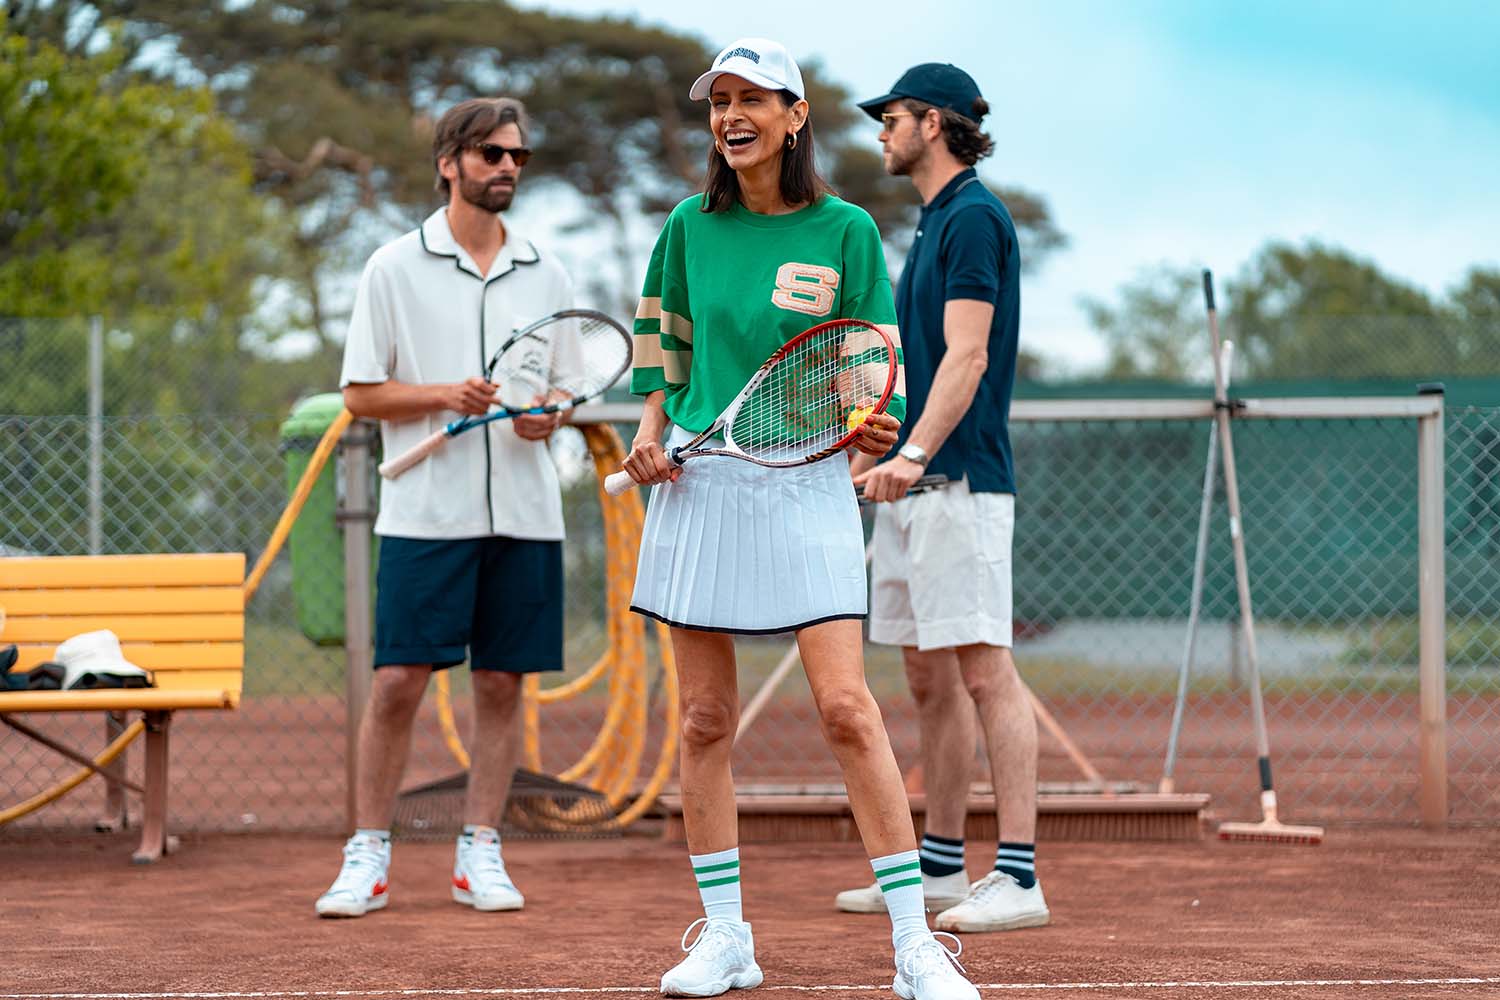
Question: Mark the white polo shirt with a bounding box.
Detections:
[340,208,574,541]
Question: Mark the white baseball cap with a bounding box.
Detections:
[690,37,805,102]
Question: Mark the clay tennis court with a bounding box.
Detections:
[7,684,1496,836]
[4,827,1498,999]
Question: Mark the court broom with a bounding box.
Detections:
[1202,269,1323,846]
[719,529,1208,843]
[1160,339,1234,794]
[392,767,617,841]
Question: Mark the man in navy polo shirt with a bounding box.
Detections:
[846,64,1050,933]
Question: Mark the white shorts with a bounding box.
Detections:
[629,425,868,634]
[868,479,1014,651]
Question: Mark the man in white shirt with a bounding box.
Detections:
[316,97,575,919]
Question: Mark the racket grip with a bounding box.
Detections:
[602,469,640,496]
[378,429,450,479]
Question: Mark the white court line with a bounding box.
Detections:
[5,980,1500,998]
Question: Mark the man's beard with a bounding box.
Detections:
[456,160,515,212]
[885,135,924,177]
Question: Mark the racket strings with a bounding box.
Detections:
[730,322,892,463]
[489,316,630,409]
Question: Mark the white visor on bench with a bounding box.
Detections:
[53,630,152,690]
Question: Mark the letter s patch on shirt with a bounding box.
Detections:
[772,262,841,317]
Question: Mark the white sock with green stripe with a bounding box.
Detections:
[870,848,927,949]
[690,847,742,922]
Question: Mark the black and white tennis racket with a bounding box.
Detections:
[603,318,898,496]
[379,308,631,479]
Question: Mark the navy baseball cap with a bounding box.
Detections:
[858,63,985,123]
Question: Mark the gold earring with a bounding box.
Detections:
[786,132,798,151]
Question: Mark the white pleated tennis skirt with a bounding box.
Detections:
[630,425,868,634]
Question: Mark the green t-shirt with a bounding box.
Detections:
[630,193,905,433]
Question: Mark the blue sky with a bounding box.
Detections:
[511,0,1500,370]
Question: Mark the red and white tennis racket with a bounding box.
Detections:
[603,318,898,496]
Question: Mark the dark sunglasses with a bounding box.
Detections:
[473,142,532,167]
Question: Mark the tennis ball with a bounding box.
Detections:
[846,405,874,431]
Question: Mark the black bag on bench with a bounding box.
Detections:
[0,635,154,691]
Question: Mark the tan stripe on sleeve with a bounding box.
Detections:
[662,347,693,385]
[660,309,693,344]
[633,333,666,369]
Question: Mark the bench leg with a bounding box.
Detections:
[97,711,130,832]
[132,711,173,864]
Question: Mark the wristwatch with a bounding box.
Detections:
[897,443,929,467]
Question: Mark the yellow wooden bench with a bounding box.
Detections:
[0,553,245,862]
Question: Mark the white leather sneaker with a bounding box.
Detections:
[452,827,524,911]
[892,932,980,1000]
[315,833,391,918]
[834,870,970,913]
[934,870,1050,932]
[660,917,763,997]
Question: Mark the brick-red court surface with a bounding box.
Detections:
[4,828,1499,999]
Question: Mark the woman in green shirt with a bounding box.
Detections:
[619,36,980,1000]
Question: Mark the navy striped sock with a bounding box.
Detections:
[918,833,965,876]
[995,841,1036,889]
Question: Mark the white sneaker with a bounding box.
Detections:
[835,870,970,913]
[660,917,763,997]
[315,833,391,918]
[934,870,1050,932]
[452,827,524,911]
[893,932,980,1000]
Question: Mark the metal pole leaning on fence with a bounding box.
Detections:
[1203,269,1323,846]
[87,315,103,556]
[339,417,378,833]
[1416,383,1448,830]
[1160,340,1233,795]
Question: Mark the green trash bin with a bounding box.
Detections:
[279,393,375,645]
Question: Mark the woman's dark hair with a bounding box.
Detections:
[701,89,830,213]
[903,96,994,166]
[432,97,531,197]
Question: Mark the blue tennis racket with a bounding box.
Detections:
[378,308,631,479]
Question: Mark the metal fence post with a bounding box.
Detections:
[1416,385,1447,830]
[338,417,377,833]
[87,315,103,555]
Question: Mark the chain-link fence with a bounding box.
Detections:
[3,318,1498,835]
[0,412,647,834]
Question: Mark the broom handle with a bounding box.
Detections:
[1204,270,1278,816]
[736,538,880,744]
[735,643,801,744]
[735,539,1111,793]
[1161,340,1232,792]
[1027,687,1105,789]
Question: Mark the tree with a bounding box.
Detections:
[1446,268,1500,371]
[1079,266,1206,380]
[1080,242,1500,381]
[1450,268,1500,318]
[1,20,270,317]
[1,14,289,414]
[1227,241,1440,379]
[12,1,1064,344]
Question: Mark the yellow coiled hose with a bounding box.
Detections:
[434,423,678,830]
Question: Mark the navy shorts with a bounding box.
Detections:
[374,535,564,673]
